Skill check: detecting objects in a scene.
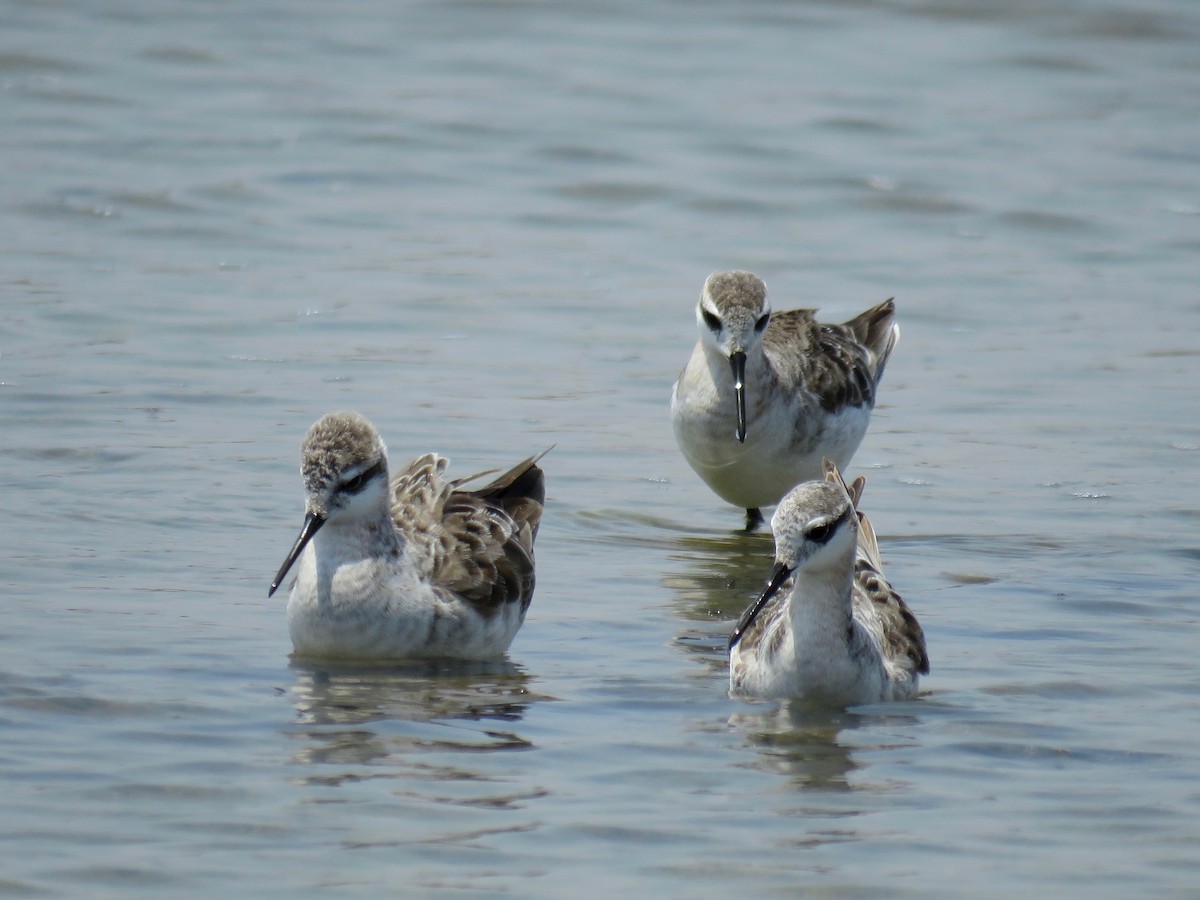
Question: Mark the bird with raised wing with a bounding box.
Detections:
[270,412,547,661]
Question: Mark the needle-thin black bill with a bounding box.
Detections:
[729,351,748,443]
[728,560,793,651]
[269,512,325,597]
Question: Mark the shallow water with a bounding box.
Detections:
[3,0,1200,895]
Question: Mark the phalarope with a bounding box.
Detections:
[670,271,899,530]
[728,460,928,704]
[269,412,547,661]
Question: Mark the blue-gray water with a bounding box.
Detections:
[3,0,1199,895]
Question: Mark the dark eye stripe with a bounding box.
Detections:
[808,521,835,544]
[754,313,770,332]
[701,308,721,332]
[340,459,385,495]
[807,506,852,545]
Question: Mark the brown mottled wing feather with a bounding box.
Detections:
[823,458,928,676]
[822,457,865,508]
[822,459,880,570]
[843,297,898,384]
[391,451,547,620]
[389,453,451,523]
[763,298,896,413]
[853,557,929,677]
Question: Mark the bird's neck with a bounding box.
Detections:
[311,506,402,567]
[787,557,856,650]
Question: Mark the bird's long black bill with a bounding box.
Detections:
[269,512,325,597]
[729,351,748,443]
[728,560,793,651]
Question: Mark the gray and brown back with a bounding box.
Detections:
[391,450,547,621]
[767,297,899,414]
[825,459,929,681]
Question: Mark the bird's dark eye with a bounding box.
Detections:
[701,308,722,332]
[341,461,383,495]
[808,521,836,544]
[754,313,770,333]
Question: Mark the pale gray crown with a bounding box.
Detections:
[300,411,388,497]
[703,270,769,315]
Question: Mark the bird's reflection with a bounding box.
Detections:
[666,527,775,621]
[730,700,924,792]
[286,658,554,777]
[291,657,534,725]
[728,702,863,790]
[665,527,774,680]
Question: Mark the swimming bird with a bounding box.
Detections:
[269,411,547,661]
[670,271,899,530]
[728,460,928,704]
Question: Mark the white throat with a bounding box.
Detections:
[786,552,855,652]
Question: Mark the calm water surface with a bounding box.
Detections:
[3,0,1199,895]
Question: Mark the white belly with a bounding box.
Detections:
[285,549,524,661]
[672,388,871,510]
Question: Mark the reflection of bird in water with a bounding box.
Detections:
[664,530,776,620]
[728,703,922,792]
[663,528,776,678]
[291,658,534,725]
[728,705,861,790]
[287,659,552,774]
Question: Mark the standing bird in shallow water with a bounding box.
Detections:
[728,460,928,705]
[671,271,899,530]
[270,411,547,661]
